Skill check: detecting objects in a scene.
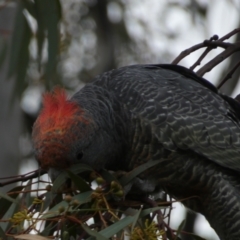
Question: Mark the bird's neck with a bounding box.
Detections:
[71,85,132,170]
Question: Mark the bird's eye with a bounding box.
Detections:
[76,152,83,160]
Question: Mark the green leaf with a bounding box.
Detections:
[96,215,136,238]
[142,206,165,215]
[22,180,32,207]
[41,193,62,236]
[41,191,54,213]
[0,186,26,232]
[0,186,20,204]
[99,169,120,184]
[82,224,108,240]
[15,234,51,240]
[0,190,18,205]
[66,170,91,192]
[40,221,57,237]
[0,186,24,218]
[52,163,93,193]
[0,224,7,240]
[0,200,19,231]
[119,160,161,186]
[70,190,92,203]
[34,0,62,87]
[43,191,92,219]
[175,220,185,240]
[86,208,156,239]
[45,0,62,86]
[62,231,70,240]
[131,207,142,231]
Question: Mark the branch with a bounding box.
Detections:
[217,59,240,89]
[196,43,240,76]
[171,34,219,65]
[171,41,211,65]
[172,28,240,78]
[0,169,47,187]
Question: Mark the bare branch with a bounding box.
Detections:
[0,169,47,187]
[172,28,240,78]
[171,42,208,65]
[217,60,240,89]
[196,43,240,76]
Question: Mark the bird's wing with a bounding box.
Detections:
[108,64,240,172]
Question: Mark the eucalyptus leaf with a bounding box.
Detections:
[82,224,108,240]
[15,234,50,240]
[43,191,92,219]
[22,180,32,207]
[67,170,91,192]
[34,0,62,87]
[175,220,185,240]
[0,224,7,240]
[131,207,142,231]
[40,222,56,237]
[0,189,18,204]
[96,215,136,238]
[119,160,161,186]
[52,163,93,193]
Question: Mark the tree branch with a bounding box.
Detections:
[196,43,240,76]
[0,169,47,187]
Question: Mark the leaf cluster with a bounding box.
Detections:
[0,163,207,240]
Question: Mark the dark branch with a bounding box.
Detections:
[217,59,240,89]
[0,169,47,187]
[172,28,240,78]
[171,42,209,65]
[196,43,240,76]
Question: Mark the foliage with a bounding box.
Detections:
[0,163,207,240]
[8,0,62,100]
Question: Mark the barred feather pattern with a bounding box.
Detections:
[89,65,240,239]
[34,64,240,239]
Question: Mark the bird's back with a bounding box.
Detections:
[90,64,240,173]
[86,64,240,239]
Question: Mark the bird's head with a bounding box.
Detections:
[32,87,98,172]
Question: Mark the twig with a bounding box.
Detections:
[0,169,47,187]
[171,35,219,65]
[0,169,42,180]
[217,59,240,89]
[202,40,232,49]
[196,43,240,76]
[190,46,216,70]
[172,29,240,65]
[172,42,209,65]
[172,28,240,78]
[219,28,240,42]
[193,29,240,72]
